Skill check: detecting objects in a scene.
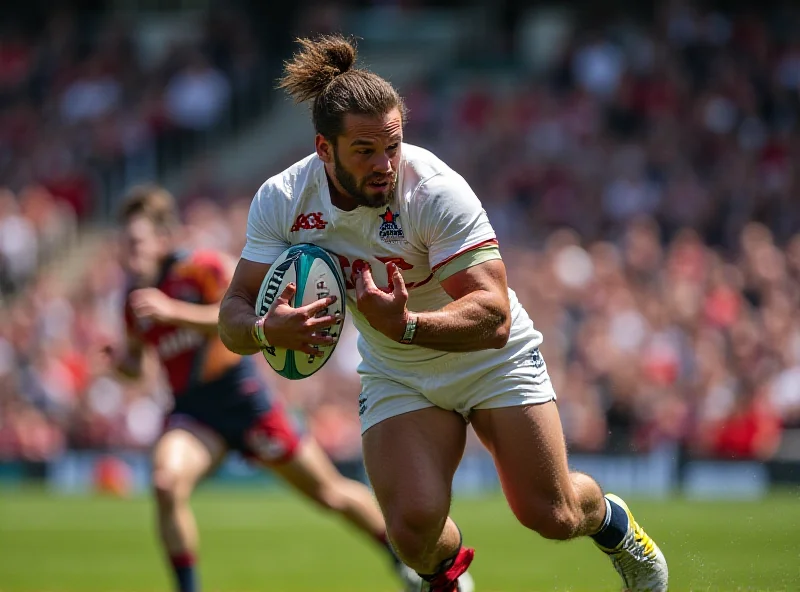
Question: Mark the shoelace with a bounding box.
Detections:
[631,520,656,557]
[609,523,657,588]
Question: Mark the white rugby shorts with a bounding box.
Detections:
[356,338,557,434]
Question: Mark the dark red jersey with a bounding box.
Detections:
[124,250,239,396]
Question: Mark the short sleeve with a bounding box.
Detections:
[413,172,498,271]
[240,181,290,265]
[187,251,230,302]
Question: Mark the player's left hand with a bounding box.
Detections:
[355,262,410,341]
[129,288,177,324]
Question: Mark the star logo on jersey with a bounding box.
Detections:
[378,207,405,243]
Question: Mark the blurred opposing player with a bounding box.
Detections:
[109,184,421,592]
[218,36,669,592]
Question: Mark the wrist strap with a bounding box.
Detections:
[399,314,418,345]
[253,317,270,348]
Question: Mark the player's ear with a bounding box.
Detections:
[315,134,334,164]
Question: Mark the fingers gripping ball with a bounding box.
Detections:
[255,244,346,380]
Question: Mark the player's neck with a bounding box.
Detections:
[324,169,359,212]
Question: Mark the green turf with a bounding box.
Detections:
[1,487,799,591]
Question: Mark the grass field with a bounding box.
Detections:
[1,487,799,592]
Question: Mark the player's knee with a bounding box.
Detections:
[386,500,449,559]
[152,468,191,509]
[512,501,581,541]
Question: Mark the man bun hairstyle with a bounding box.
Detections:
[278,34,406,140]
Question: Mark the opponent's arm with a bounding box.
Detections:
[355,258,511,353]
[114,333,145,378]
[218,258,341,356]
[128,288,221,336]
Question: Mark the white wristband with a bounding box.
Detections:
[253,317,270,348]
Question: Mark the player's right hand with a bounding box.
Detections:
[262,283,341,356]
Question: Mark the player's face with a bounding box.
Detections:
[121,215,170,286]
[322,108,403,209]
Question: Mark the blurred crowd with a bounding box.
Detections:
[2,2,800,464]
[0,7,263,219]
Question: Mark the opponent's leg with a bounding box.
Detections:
[272,437,387,541]
[151,423,226,592]
[271,437,423,588]
[363,407,474,590]
[471,401,668,591]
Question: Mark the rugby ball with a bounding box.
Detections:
[254,244,346,380]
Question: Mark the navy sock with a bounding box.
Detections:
[419,552,458,582]
[170,552,197,592]
[591,497,629,550]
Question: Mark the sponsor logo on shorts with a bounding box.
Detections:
[531,348,545,369]
[378,208,405,243]
[358,392,367,417]
[246,428,287,462]
[512,347,547,372]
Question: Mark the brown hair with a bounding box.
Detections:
[118,184,178,230]
[278,34,406,140]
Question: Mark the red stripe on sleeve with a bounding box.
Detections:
[431,239,499,272]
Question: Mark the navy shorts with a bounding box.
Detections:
[165,358,302,465]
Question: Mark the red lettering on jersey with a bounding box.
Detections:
[351,258,370,275]
[376,256,413,270]
[290,212,328,232]
[335,254,356,290]
[336,255,424,290]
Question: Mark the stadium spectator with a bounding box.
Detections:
[0,8,265,222]
[2,2,800,466]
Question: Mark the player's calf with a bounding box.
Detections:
[506,470,607,540]
[152,472,200,592]
[507,491,596,541]
[513,500,583,541]
[152,469,193,511]
[385,504,458,574]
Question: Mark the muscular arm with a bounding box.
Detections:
[410,260,511,351]
[218,258,271,356]
[358,257,511,353]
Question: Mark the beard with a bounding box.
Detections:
[333,149,396,209]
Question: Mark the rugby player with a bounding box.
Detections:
[108,184,421,592]
[218,35,668,592]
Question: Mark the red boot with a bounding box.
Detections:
[421,547,475,592]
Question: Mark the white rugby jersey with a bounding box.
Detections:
[242,143,542,367]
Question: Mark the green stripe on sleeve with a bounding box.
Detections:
[435,245,502,281]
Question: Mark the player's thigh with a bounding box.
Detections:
[363,407,467,529]
[469,402,578,526]
[152,421,227,498]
